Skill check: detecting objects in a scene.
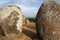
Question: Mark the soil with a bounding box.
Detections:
[22,22,40,40]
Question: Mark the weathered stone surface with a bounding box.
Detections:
[22,15,30,26]
[0,6,23,37]
[36,1,60,40]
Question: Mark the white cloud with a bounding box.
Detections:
[16,4,38,11]
[21,5,36,10]
[0,0,8,1]
[21,0,43,3]
[15,4,38,17]
[15,0,39,3]
[0,0,9,5]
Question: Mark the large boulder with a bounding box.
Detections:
[0,6,23,37]
[36,1,60,40]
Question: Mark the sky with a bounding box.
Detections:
[0,0,43,18]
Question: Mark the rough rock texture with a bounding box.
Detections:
[36,1,60,40]
[22,15,30,26]
[0,6,23,40]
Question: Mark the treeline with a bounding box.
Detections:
[28,18,36,22]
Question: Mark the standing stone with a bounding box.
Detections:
[36,1,60,40]
[0,6,23,37]
[22,15,30,26]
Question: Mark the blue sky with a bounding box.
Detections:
[0,0,43,18]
